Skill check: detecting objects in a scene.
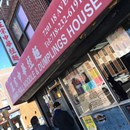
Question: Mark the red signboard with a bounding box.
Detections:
[0,20,20,64]
[6,0,112,104]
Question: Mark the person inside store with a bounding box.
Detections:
[30,116,49,130]
[52,101,75,130]
[108,75,128,101]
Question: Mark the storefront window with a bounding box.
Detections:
[63,56,114,115]
[16,5,29,30]
[90,25,130,102]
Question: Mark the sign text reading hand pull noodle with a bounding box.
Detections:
[6,0,112,104]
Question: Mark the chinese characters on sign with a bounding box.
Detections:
[6,0,112,104]
[0,20,20,64]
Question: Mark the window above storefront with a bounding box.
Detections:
[11,5,34,51]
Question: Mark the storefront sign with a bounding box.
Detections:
[0,20,20,64]
[6,0,112,104]
[9,111,20,119]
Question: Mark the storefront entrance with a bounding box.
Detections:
[50,84,83,130]
[36,83,83,130]
[36,22,130,129]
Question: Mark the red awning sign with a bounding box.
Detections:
[6,0,113,104]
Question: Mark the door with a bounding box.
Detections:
[50,84,83,130]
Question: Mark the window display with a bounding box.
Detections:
[63,56,114,115]
[91,26,130,102]
[107,28,130,58]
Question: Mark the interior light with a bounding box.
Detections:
[57,92,61,98]
[6,0,9,6]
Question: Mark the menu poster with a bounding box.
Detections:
[89,69,98,79]
[94,76,103,86]
[87,80,96,90]
[82,83,91,92]
[77,86,111,113]
[88,68,104,86]
[82,115,97,130]
[86,87,111,111]
[78,93,90,112]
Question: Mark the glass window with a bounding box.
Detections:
[109,61,118,73]
[19,35,29,50]
[11,18,22,41]
[63,56,114,116]
[26,24,34,40]
[91,24,130,102]
[16,5,28,30]
[11,5,34,50]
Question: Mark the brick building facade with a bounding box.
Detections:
[0,0,49,56]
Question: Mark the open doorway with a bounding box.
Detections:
[49,83,83,130]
